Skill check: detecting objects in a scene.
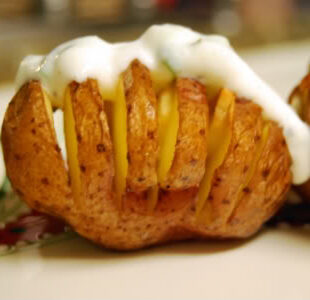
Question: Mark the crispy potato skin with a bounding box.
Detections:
[1,81,73,217]
[2,79,292,250]
[123,59,158,192]
[161,78,208,190]
[289,73,310,201]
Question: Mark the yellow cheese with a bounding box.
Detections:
[111,77,128,208]
[157,86,179,184]
[147,84,179,211]
[196,88,235,219]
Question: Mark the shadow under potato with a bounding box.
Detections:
[39,200,310,259]
[38,222,310,261]
[38,233,251,260]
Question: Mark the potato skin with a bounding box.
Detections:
[123,59,158,192]
[161,78,208,190]
[2,80,292,250]
[1,81,73,217]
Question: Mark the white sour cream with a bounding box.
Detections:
[15,24,310,184]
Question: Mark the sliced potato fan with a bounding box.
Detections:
[1,59,292,250]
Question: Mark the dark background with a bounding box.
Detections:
[1,0,310,82]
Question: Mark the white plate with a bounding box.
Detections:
[1,41,310,300]
[0,228,310,300]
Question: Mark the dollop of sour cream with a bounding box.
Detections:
[15,24,310,184]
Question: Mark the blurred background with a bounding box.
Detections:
[0,0,310,83]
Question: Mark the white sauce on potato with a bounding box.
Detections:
[15,24,310,184]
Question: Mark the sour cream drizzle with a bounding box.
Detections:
[15,24,310,184]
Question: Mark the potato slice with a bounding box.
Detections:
[196,88,235,218]
[1,81,72,216]
[2,80,293,250]
[123,59,158,192]
[161,78,208,190]
[65,79,114,212]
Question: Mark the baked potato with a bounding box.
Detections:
[1,59,292,250]
[289,73,310,201]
